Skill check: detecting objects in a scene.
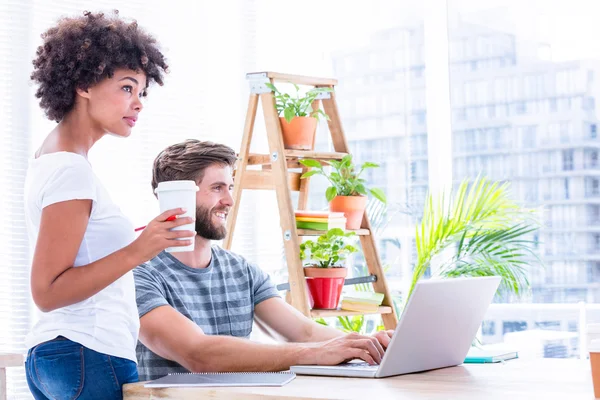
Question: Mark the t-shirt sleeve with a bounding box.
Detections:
[41,161,97,209]
[246,261,281,306]
[133,266,169,318]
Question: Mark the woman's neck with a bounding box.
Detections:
[38,106,104,158]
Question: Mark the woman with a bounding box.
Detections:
[24,10,194,400]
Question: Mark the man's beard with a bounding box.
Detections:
[195,204,228,240]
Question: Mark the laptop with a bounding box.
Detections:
[290,276,501,378]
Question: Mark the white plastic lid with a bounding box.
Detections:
[154,180,199,193]
[590,339,600,353]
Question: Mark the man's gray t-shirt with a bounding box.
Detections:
[133,247,280,381]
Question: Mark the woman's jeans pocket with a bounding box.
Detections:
[30,337,84,400]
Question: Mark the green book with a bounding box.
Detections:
[342,292,385,305]
[296,220,346,230]
[463,346,518,363]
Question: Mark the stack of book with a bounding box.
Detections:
[340,292,385,312]
[464,344,518,363]
[294,210,346,231]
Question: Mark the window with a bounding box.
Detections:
[450,0,600,360]
[503,321,528,335]
[482,320,496,336]
[520,125,537,148]
[559,122,571,143]
[562,150,574,171]
[514,102,526,115]
[2,1,275,397]
[585,97,595,110]
[586,151,598,169]
[588,178,600,197]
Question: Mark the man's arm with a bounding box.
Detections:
[254,297,395,349]
[138,304,386,372]
[254,297,343,342]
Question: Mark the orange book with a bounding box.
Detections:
[294,210,345,219]
[295,216,345,222]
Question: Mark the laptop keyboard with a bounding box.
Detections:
[338,362,377,369]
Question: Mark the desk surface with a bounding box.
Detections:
[123,359,596,400]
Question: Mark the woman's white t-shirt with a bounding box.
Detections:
[24,152,140,362]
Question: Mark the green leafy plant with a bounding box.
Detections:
[265,82,333,123]
[299,154,387,204]
[408,176,540,301]
[299,228,358,268]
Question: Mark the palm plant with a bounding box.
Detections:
[408,176,540,301]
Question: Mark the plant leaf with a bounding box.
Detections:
[299,159,322,168]
[326,186,338,202]
[300,170,320,179]
[362,162,380,169]
[369,188,387,204]
[283,107,296,123]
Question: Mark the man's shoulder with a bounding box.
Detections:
[134,252,172,278]
[212,246,270,280]
[212,245,249,267]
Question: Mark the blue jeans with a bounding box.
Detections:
[25,336,138,400]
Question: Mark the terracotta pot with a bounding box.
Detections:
[329,195,367,230]
[279,116,317,150]
[304,266,347,309]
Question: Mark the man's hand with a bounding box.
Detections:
[301,332,385,366]
[372,329,394,349]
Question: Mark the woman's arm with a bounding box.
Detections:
[30,200,193,312]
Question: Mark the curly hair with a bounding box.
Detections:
[152,140,238,195]
[31,10,168,122]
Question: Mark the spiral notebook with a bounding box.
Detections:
[144,371,296,388]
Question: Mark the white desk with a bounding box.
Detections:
[124,359,596,400]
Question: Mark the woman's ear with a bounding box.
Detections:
[75,86,91,99]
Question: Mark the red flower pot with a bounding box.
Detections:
[304,267,347,309]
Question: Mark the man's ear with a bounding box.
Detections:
[76,86,91,99]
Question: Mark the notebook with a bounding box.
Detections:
[464,346,518,363]
[144,371,296,388]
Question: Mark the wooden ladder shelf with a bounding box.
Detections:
[223,71,398,330]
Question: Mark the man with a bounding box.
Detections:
[134,139,394,381]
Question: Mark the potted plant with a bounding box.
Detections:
[299,154,387,229]
[265,82,333,150]
[300,228,358,309]
[407,176,540,301]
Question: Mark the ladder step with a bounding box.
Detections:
[297,229,370,236]
[310,306,393,318]
[247,71,338,87]
[286,150,348,160]
[247,150,348,166]
[237,170,302,191]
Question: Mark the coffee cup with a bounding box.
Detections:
[154,180,198,252]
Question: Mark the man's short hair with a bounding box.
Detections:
[151,139,237,194]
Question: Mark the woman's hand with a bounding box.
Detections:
[127,208,195,263]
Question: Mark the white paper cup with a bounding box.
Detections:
[154,180,198,252]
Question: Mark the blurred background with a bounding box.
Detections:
[2,0,600,397]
